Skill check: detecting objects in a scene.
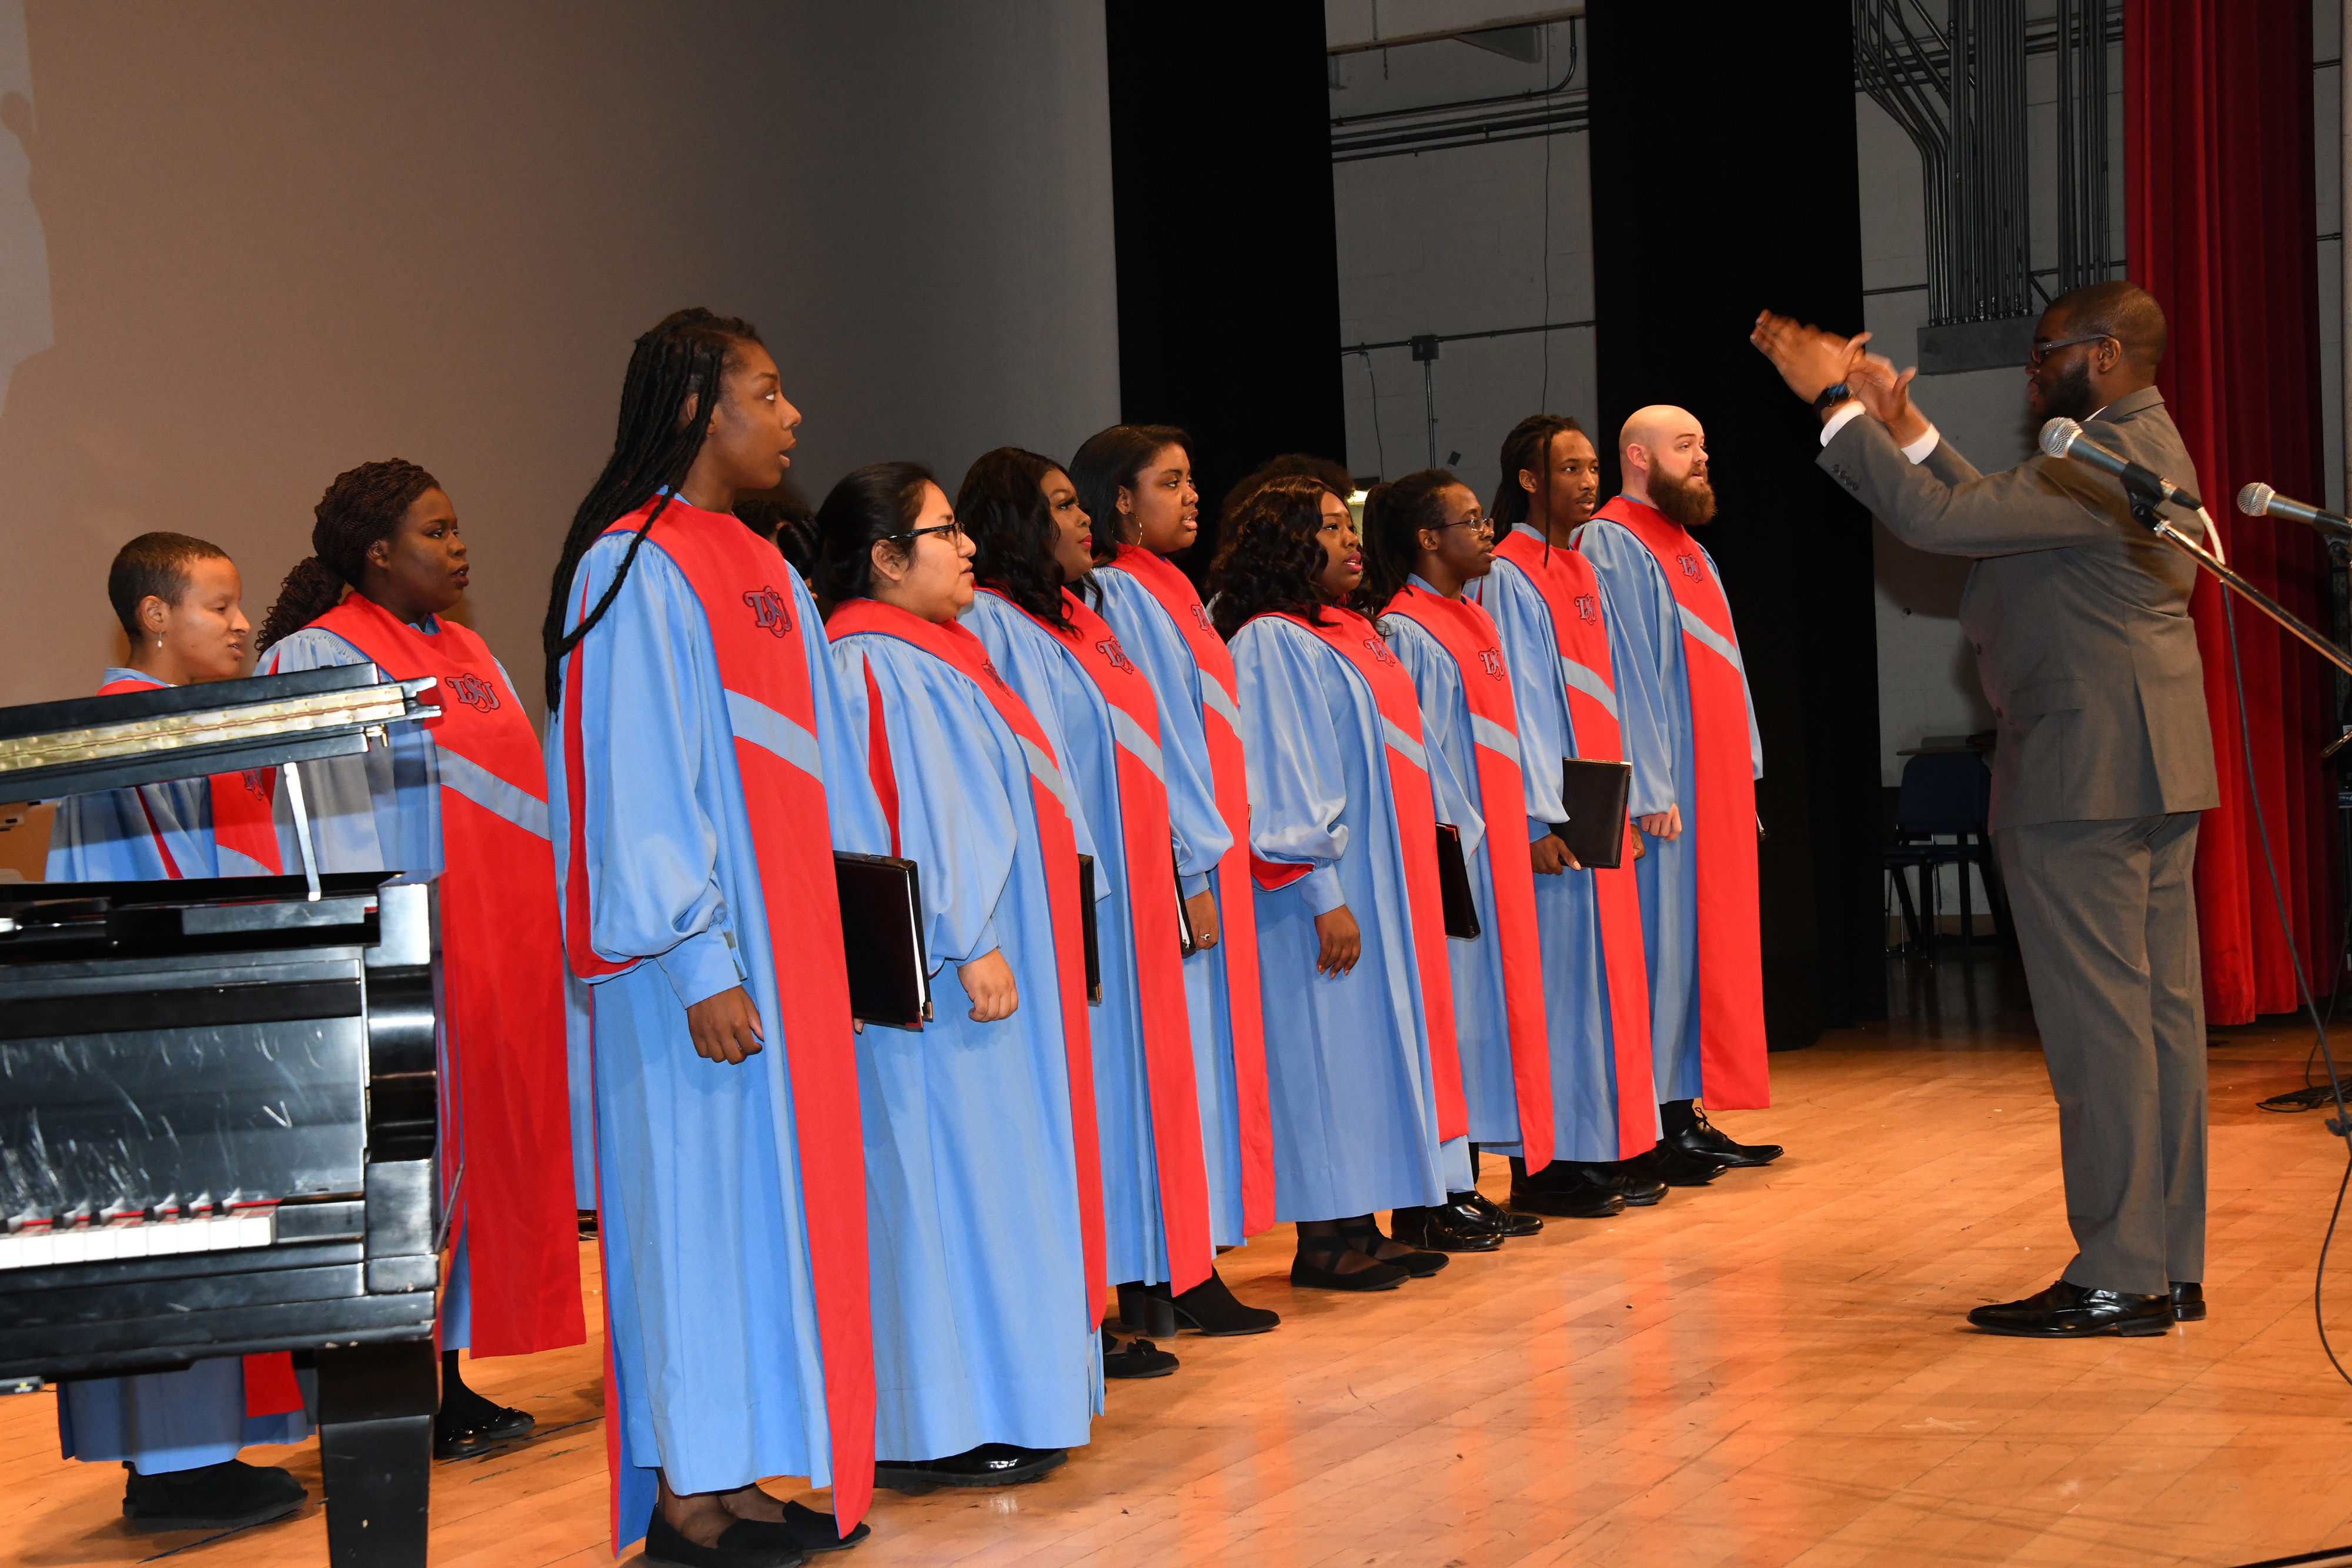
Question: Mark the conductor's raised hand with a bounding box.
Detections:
[959,948,1019,1022]
[686,984,765,1064]
[1314,904,1362,978]
[1849,354,1933,447]
[1750,310,1868,406]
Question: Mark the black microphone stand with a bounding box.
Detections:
[2123,481,2352,678]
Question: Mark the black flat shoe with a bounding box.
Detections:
[1289,1245,1409,1291]
[1338,1217,1448,1276]
[874,1443,1065,1494]
[1666,1107,1782,1168]
[644,1509,808,1568]
[771,1500,869,1554]
[1608,1155,1669,1206]
[1966,1278,2172,1338]
[1101,1327,1179,1378]
[1158,1270,1281,1335]
[1388,1199,1505,1253]
[123,1458,305,1532]
[2171,1282,2206,1322]
[1509,1161,1626,1219]
[435,1402,535,1459]
[1459,1188,1542,1235]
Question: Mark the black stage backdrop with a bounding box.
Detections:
[1588,1,1887,1044]
[1102,1,1350,584]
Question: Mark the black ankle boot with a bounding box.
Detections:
[1154,1269,1280,1335]
[1115,1281,1177,1339]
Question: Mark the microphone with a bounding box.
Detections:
[2239,482,2352,537]
[2039,418,2205,511]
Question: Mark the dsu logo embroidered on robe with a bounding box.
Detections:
[1573,593,1598,623]
[1191,603,1214,632]
[743,584,794,637]
[981,656,1008,690]
[1095,636,1136,673]
[1676,553,1703,581]
[444,673,502,712]
[1476,647,1506,680]
[238,768,272,802]
[1362,637,1397,667]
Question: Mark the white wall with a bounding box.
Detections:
[0,1,1120,720]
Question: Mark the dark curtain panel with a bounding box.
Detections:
[1587,0,1886,1044]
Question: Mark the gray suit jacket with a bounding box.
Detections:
[1818,385,2218,831]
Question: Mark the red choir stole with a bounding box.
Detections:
[1489,532,1662,1158]
[561,500,872,1529]
[825,596,1110,1312]
[94,673,300,1417]
[980,586,1212,1292]
[310,595,586,1358]
[1376,584,1558,1172]
[1105,546,1274,1235]
[96,674,282,881]
[1583,500,1768,1109]
[1248,607,1467,1142]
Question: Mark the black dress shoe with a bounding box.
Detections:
[1339,1218,1448,1276]
[1608,1156,1669,1206]
[1509,1161,1626,1219]
[2171,1282,2206,1322]
[643,1509,808,1568]
[1156,1270,1281,1335]
[1388,1199,1506,1253]
[1101,1327,1179,1378]
[435,1401,536,1459]
[1966,1278,2173,1338]
[1290,1245,1409,1290]
[123,1458,306,1532]
[874,1443,1065,1493]
[1628,1143,1726,1187]
[1459,1188,1542,1235]
[1666,1107,1782,1168]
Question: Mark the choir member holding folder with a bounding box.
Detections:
[46,534,313,1535]
[1358,473,1558,1249]
[1210,476,1476,1290]
[543,310,880,1568]
[1080,424,1281,1336]
[256,461,586,1459]
[1479,416,1673,1208]
[820,462,1107,1490]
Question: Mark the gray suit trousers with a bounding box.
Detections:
[1996,813,2207,1294]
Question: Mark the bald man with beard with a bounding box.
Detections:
[1571,407,1784,1181]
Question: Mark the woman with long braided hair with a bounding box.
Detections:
[258,460,587,1461]
[542,309,888,1568]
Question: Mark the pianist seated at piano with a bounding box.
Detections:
[255,461,585,1460]
[44,531,313,1533]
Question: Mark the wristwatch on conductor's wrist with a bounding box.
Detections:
[1811,381,1852,416]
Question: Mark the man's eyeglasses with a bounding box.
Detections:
[2028,332,2115,367]
[1431,517,1494,537]
[886,521,966,544]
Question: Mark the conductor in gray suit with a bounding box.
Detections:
[1753,282,2217,1339]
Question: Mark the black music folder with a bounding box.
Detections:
[1077,853,1101,1003]
[1551,757,1634,870]
[1435,823,1482,939]
[1175,851,1198,957]
[835,852,931,1028]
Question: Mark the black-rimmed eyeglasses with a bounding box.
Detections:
[2028,332,2114,367]
[886,521,966,544]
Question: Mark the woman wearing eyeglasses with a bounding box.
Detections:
[818,462,1104,1493]
[1210,476,1471,1291]
[1358,470,1556,1253]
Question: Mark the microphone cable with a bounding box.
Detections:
[2217,585,2352,1387]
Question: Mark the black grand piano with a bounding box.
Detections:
[0,665,446,1566]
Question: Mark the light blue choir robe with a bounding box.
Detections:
[45,669,316,1474]
[830,621,1100,1463]
[1092,566,1251,1246]
[1231,614,1476,1219]
[1572,514,1763,1103]
[1479,543,1663,1158]
[549,543,888,1516]
[1382,580,1522,1152]
[965,590,1186,1290]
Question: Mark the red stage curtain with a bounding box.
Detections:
[2127,0,2338,1022]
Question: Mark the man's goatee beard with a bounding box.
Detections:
[1652,469,1718,528]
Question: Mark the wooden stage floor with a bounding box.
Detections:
[11,951,2352,1568]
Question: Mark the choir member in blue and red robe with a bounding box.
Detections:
[1079,425,1280,1336]
[1209,476,1476,1290]
[1479,417,1676,1203]
[1357,472,1558,1248]
[44,533,312,1534]
[256,460,586,1462]
[544,310,881,1568]
[818,461,1105,1490]
[1573,406,1783,1171]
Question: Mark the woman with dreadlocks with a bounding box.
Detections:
[1209,476,1473,1293]
[256,462,586,1461]
[1077,424,1282,1337]
[542,309,886,1568]
[1477,414,1676,1215]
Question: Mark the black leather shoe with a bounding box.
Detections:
[1157,1270,1280,1335]
[1459,1188,1542,1236]
[435,1402,535,1459]
[1101,1327,1178,1378]
[123,1458,305,1532]
[643,1509,808,1568]
[1509,1162,1626,1218]
[1389,1199,1506,1253]
[1634,1143,1726,1187]
[1966,1278,2173,1338]
[2171,1282,2206,1322]
[876,1443,1065,1493]
[1290,1245,1408,1290]
[1666,1107,1782,1168]
[1608,1156,1669,1206]
[1340,1218,1448,1276]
